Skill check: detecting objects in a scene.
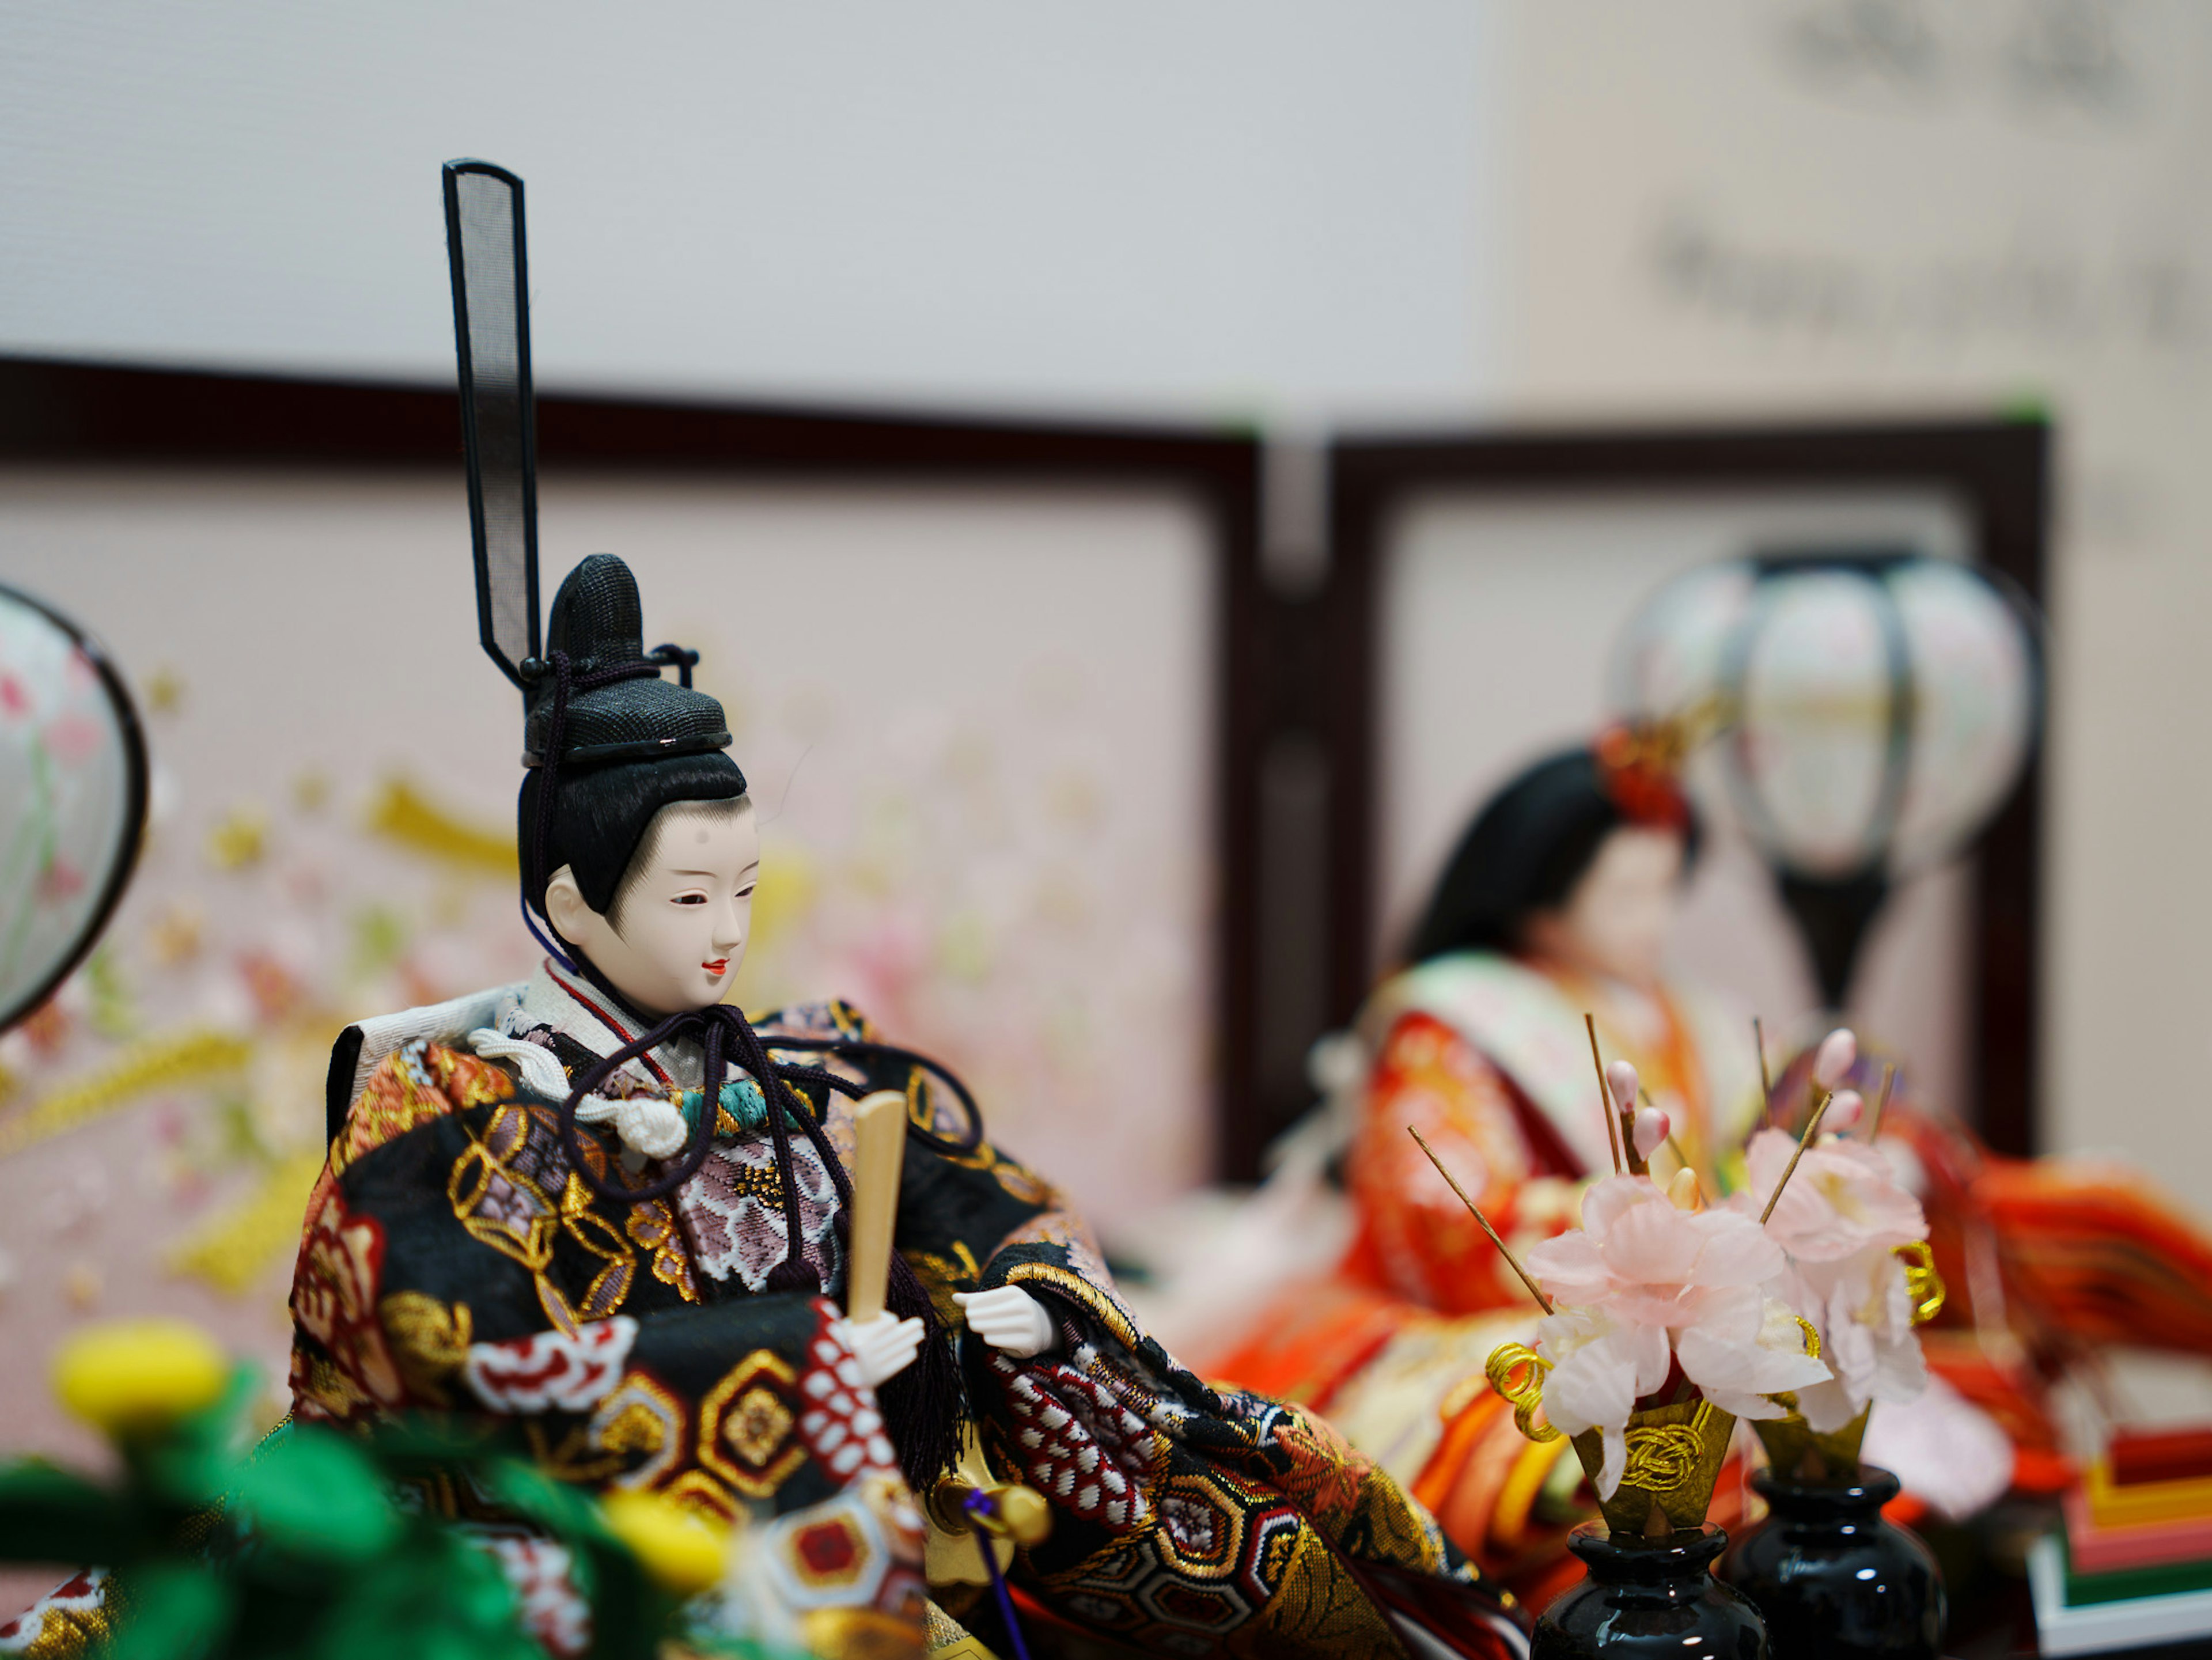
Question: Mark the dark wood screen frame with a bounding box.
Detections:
[1302,420,2050,1158]
[1,367,2050,1166]
[0,355,1269,1176]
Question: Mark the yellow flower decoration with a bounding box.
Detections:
[599,1490,730,1597]
[53,1320,229,1438]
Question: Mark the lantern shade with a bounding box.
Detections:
[0,583,148,1034]
[1885,560,2038,873]
[1614,550,2039,1006]
[1732,567,1904,880]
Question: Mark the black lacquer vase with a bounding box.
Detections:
[1719,1466,1944,1660]
[1534,1523,1767,1660]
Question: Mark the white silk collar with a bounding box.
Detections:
[503,959,706,1090]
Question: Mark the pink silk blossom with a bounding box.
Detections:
[1733,1128,1932,1432]
[1527,1176,1830,1494]
[1533,1306,1671,1496]
[1737,1128,1925,1264]
[1526,1175,1786,1324]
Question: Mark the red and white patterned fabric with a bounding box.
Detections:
[797,1315,899,1481]
[0,1569,106,1655]
[463,1316,638,1412]
[991,1347,1162,1531]
[460,1528,592,1659]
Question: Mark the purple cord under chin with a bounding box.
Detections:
[518,882,580,974]
[963,1490,1033,1660]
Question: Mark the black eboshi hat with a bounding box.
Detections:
[521,555,736,772]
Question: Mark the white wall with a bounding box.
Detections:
[1,1,1505,420]
[1487,1,2212,1211]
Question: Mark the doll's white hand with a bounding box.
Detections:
[834,1313,925,1389]
[953,1287,1057,1358]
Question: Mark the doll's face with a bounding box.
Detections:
[1521,826,1684,987]
[545,799,760,1019]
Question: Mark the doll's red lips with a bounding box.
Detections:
[702,959,729,974]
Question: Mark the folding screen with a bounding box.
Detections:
[1224,422,2047,1162]
[0,360,1253,1475]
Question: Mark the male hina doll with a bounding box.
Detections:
[290,543,1531,1660]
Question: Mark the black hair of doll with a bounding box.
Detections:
[1404,746,1702,965]
[519,749,747,926]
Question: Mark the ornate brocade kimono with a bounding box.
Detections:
[290,962,1527,1660]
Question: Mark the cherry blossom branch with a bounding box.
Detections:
[1408,1126,1554,1315]
[1863,1062,1896,1142]
[1585,1013,1627,1176]
[1759,1028,1857,1226]
[1753,1015,1775,1126]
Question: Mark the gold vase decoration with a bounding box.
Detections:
[1486,1342,1737,1538]
[1752,1401,1873,1479]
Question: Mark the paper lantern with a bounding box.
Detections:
[0,582,147,1033]
[1614,551,2040,1006]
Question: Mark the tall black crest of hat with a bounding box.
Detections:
[438,160,734,776]
[522,556,734,770]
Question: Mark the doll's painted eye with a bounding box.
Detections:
[673,893,707,906]
[737,884,757,901]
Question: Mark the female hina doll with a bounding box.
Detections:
[1210,737,1760,1605]
[292,549,1531,1660]
[1211,727,2212,1608]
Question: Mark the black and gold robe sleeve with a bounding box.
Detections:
[288,1035,930,1657]
[770,1008,1531,1660]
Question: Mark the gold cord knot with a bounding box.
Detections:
[1484,1342,1562,1443]
[1621,1407,1713,1493]
[1893,1241,1946,1325]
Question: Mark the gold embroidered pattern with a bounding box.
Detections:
[517,1379,671,1486]
[559,1173,636,1321]
[425,1042,517,1110]
[0,1575,114,1660]
[380,1293,473,1403]
[988,1148,1059,1208]
[1002,1261,1141,1353]
[906,1240,982,1328]
[290,1347,373,1423]
[626,1200,699,1303]
[699,1350,806,1499]
[664,1469,740,1525]
[336,1040,514,1176]
[600,1404,668,1457]
[725,1387,797,1469]
[446,1103,641,1335]
[590,1369,689,1490]
[448,1118,562,1314]
[523,1419,626,1487]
